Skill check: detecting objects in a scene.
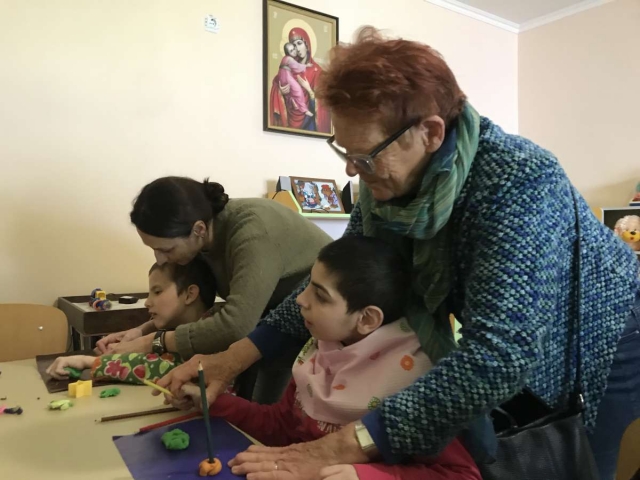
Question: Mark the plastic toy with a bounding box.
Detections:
[68,379,93,398]
[89,288,112,311]
[614,215,640,252]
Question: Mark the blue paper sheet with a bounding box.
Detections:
[113,418,252,479]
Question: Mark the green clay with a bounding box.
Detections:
[161,428,190,450]
[64,367,82,379]
[99,388,121,398]
[48,399,73,411]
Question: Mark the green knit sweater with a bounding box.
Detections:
[174,198,331,357]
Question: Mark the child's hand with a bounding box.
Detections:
[107,333,153,355]
[161,383,199,410]
[46,355,94,379]
[95,327,143,354]
[162,382,220,414]
[320,465,359,480]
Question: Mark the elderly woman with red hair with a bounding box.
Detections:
[160,28,640,480]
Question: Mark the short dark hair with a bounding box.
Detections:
[149,258,217,309]
[316,236,411,324]
[131,176,229,238]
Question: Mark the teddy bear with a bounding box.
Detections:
[614,215,640,252]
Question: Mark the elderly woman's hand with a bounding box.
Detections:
[227,424,369,480]
[155,338,262,400]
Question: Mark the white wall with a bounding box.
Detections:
[519,0,640,208]
[0,0,517,305]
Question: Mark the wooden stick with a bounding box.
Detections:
[142,378,173,397]
[137,412,200,434]
[198,361,215,463]
[96,406,180,423]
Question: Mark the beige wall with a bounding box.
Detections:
[519,0,640,208]
[0,0,517,305]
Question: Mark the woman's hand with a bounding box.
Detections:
[155,338,261,405]
[46,355,95,379]
[95,327,143,354]
[228,424,369,480]
[106,333,154,355]
[319,465,359,480]
[155,352,236,408]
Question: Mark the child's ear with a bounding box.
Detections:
[184,284,200,305]
[356,306,384,336]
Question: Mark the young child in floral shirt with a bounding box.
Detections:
[46,259,216,384]
[180,237,480,480]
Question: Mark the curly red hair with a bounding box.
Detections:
[317,27,466,132]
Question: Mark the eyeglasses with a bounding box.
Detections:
[326,119,420,175]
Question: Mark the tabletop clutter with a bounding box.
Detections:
[3,348,246,478]
[3,367,244,479]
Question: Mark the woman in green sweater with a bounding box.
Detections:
[95,176,332,402]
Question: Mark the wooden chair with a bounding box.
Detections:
[617,418,640,480]
[0,304,68,362]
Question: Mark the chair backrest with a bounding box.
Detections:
[0,304,68,362]
[618,418,640,480]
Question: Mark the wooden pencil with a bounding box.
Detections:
[142,378,174,397]
[198,361,215,463]
[137,412,200,433]
[96,406,180,423]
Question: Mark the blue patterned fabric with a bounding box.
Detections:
[260,116,640,456]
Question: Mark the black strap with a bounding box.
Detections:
[570,188,584,410]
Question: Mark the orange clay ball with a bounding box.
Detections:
[198,458,222,477]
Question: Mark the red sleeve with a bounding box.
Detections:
[353,439,480,480]
[208,380,300,447]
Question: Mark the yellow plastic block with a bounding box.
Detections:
[68,380,93,398]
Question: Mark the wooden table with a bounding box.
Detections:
[0,359,198,479]
[58,294,149,350]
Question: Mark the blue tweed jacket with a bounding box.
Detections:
[250,116,640,458]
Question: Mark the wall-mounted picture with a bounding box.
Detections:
[263,0,338,138]
[290,177,345,213]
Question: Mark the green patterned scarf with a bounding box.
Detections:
[360,103,480,363]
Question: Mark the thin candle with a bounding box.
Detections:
[198,361,215,464]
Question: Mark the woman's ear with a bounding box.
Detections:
[192,220,208,239]
[356,306,384,336]
[419,115,446,153]
[184,284,200,306]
